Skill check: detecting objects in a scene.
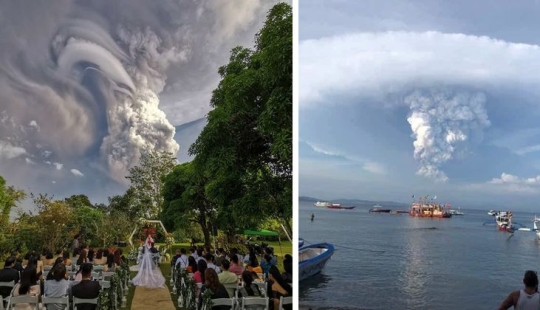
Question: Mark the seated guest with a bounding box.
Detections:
[44,264,70,310]
[260,254,272,275]
[198,269,230,310]
[87,248,95,263]
[215,248,226,268]
[72,248,80,262]
[76,249,88,266]
[62,251,72,267]
[194,260,207,284]
[12,267,40,310]
[54,249,63,259]
[172,249,182,267]
[93,249,106,265]
[175,248,189,270]
[11,252,24,272]
[281,255,292,283]
[104,253,116,272]
[0,256,20,298]
[43,251,55,266]
[46,257,65,281]
[239,270,262,297]
[187,256,197,273]
[206,253,221,274]
[246,254,262,274]
[228,255,244,276]
[218,260,237,297]
[71,263,101,310]
[24,254,43,280]
[267,266,292,310]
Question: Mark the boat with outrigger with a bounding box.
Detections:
[516,216,540,239]
[409,195,452,218]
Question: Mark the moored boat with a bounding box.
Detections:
[369,205,391,213]
[299,238,305,248]
[409,197,452,218]
[495,211,515,232]
[299,242,334,281]
[326,205,355,210]
[314,201,330,207]
[488,210,498,216]
[449,208,465,216]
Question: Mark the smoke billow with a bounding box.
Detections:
[405,90,491,182]
[0,0,278,188]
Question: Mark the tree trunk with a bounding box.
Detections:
[282,218,293,240]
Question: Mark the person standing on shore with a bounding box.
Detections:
[498,270,540,310]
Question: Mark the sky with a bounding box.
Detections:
[0,0,285,210]
[299,0,540,211]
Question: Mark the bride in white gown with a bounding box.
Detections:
[132,234,165,288]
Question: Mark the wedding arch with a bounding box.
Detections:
[128,218,170,248]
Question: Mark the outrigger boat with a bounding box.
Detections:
[517,216,540,239]
[495,211,515,232]
[299,242,334,281]
[326,205,355,210]
[369,205,392,213]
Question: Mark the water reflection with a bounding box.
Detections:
[299,273,332,297]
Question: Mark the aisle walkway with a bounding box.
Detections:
[130,268,176,310]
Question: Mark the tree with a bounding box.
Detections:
[161,162,216,246]
[64,194,93,209]
[126,151,177,218]
[189,3,292,235]
[107,187,147,219]
[0,175,26,229]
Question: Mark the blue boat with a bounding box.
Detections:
[299,238,304,248]
[299,242,334,281]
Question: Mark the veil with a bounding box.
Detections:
[132,235,165,288]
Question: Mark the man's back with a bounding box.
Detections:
[516,289,540,310]
[0,268,19,298]
[72,280,101,310]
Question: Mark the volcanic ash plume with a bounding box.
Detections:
[405,90,490,182]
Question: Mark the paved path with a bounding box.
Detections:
[130,268,176,310]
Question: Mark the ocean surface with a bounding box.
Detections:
[299,200,540,310]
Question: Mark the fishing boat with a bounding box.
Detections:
[299,243,334,281]
[326,205,355,210]
[488,210,498,216]
[369,205,392,213]
[409,197,452,218]
[495,211,515,232]
[517,216,540,239]
[314,201,330,207]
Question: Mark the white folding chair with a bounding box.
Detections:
[91,272,101,281]
[242,297,269,310]
[73,297,98,310]
[253,283,266,297]
[7,295,39,310]
[278,296,292,310]
[0,296,4,310]
[223,283,239,299]
[201,298,235,310]
[0,281,15,309]
[42,295,69,310]
[93,265,104,272]
[43,266,53,273]
[102,271,115,279]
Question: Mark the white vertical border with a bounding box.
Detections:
[292,0,299,307]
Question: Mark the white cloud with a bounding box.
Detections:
[53,162,63,170]
[516,144,540,155]
[475,173,540,194]
[70,169,84,177]
[0,141,27,159]
[300,31,540,105]
[28,120,40,132]
[304,141,346,157]
[362,162,386,175]
[25,158,35,165]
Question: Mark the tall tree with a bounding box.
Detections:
[0,176,26,229]
[64,194,93,209]
[126,151,177,218]
[189,3,292,234]
[161,162,217,246]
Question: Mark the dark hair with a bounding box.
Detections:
[72,248,80,257]
[263,254,271,263]
[19,267,38,295]
[204,268,220,292]
[45,251,54,260]
[4,256,16,267]
[96,249,103,260]
[114,250,122,265]
[197,260,207,283]
[197,248,203,257]
[52,264,67,282]
[242,271,258,296]
[62,251,70,260]
[55,249,62,256]
[268,265,292,295]
[81,263,93,277]
[524,270,539,288]
[107,253,115,269]
[103,249,110,257]
[283,258,292,274]
[26,255,38,270]
[74,234,80,239]
[204,253,213,261]
[53,257,64,268]
[180,248,186,254]
[231,255,239,264]
[221,259,230,270]
[188,256,197,272]
[87,249,94,262]
[76,250,87,266]
[249,254,259,267]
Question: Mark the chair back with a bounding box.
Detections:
[93,265,104,272]
[91,272,101,281]
[73,297,98,310]
[202,298,235,310]
[0,296,4,310]
[100,281,111,289]
[42,295,69,310]
[102,271,115,279]
[8,295,39,310]
[222,283,239,295]
[43,266,53,272]
[242,297,269,310]
[278,296,292,310]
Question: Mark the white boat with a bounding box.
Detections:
[449,208,465,215]
[488,210,498,216]
[299,243,334,281]
[314,201,330,207]
[534,217,540,240]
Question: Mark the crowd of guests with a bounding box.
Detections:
[0,235,126,310]
[172,245,292,310]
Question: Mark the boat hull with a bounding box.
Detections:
[326,206,355,210]
[409,211,452,218]
[299,243,335,281]
[369,209,392,213]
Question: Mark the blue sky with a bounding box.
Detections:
[299,0,540,210]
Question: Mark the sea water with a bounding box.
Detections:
[299,200,540,310]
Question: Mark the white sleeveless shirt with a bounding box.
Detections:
[516,289,540,310]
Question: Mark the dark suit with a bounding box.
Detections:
[198,284,230,310]
[71,279,101,310]
[0,267,19,298]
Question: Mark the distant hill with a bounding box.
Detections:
[299,196,409,209]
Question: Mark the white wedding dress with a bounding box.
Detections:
[132,237,165,288]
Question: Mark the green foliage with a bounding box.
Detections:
[126,151,177,219]
[64,194,93,209]
[188,3,293,235]
[0,176,26,230]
